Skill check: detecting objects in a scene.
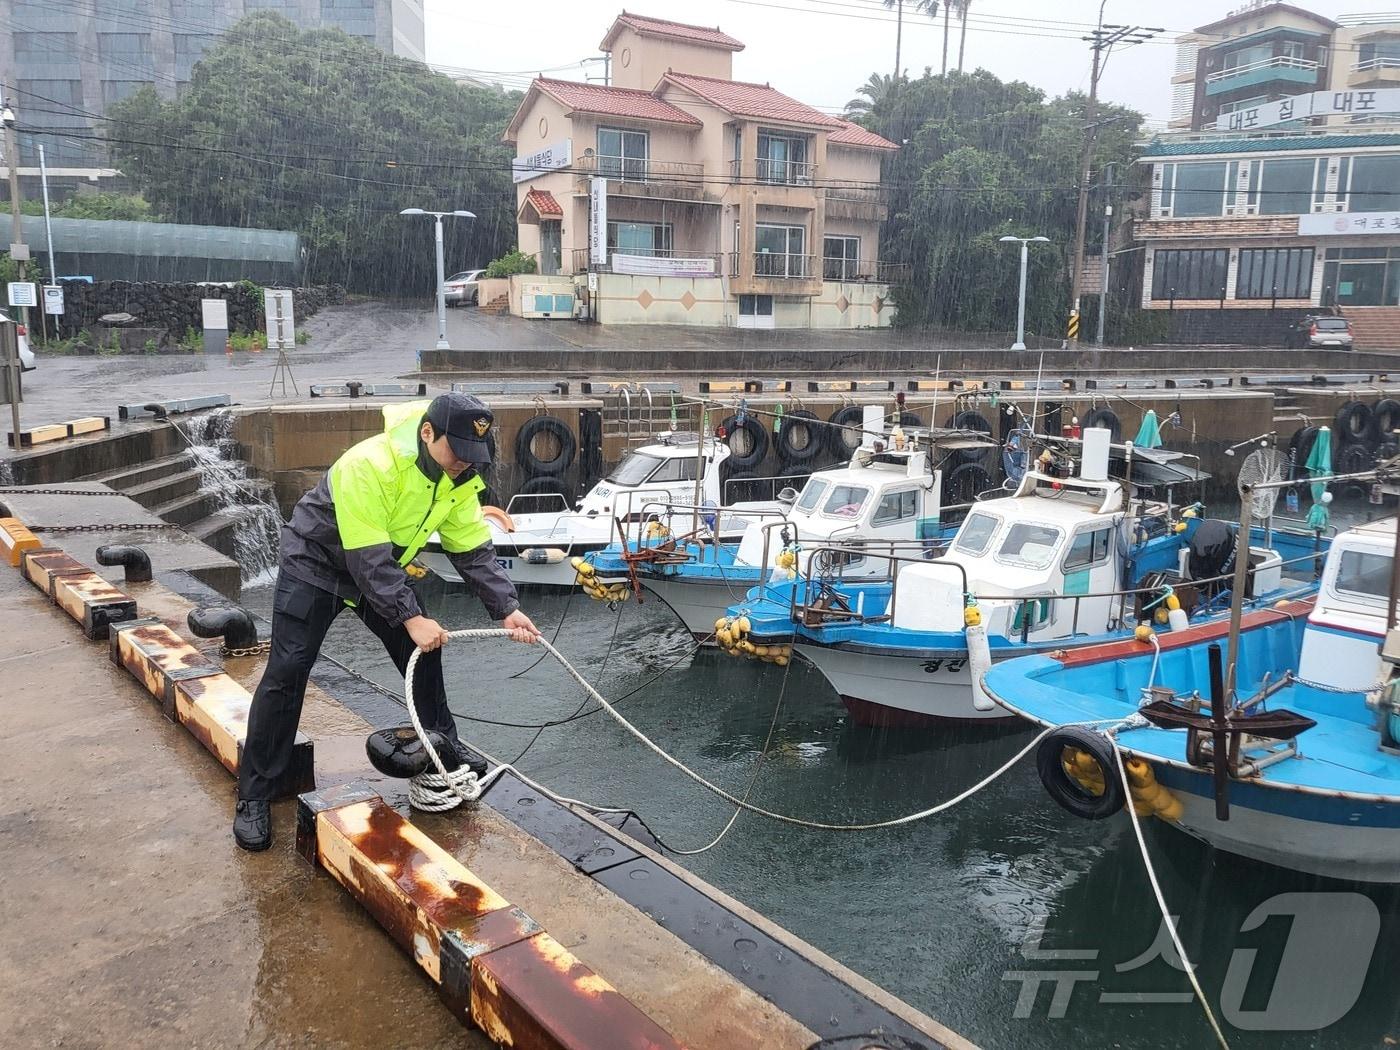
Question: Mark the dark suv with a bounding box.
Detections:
[1287,314,1354,349]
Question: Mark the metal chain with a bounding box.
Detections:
[29,522,179,533]
[221,641,272,658]
[0,487,126,496]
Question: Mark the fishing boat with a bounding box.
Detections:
[420,431,771,587]
[720,430,1327,725]
[576,412,994,640]
[982,512,1400,884]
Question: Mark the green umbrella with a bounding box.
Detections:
[1305,426,1333,531]
[1134,410,1162,450]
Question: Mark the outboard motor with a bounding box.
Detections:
[1188,519,1237,597]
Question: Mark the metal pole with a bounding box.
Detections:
[1387,509,1400,633]
[1223,491,1254,706]
[38,144,55,342]
[1068,17,1104,346]
[690,407,706,536]
[1096,204,1111,345]
[1013,240,1028,350]
[4,105,28,351]
[433,213,449,351]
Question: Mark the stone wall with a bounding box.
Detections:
[53,281,345,341]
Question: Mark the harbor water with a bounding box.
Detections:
[242,524,1400,1048]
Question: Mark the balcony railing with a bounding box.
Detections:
[730,157,817,185]
[574,154,704,184]
[824,184,888,206]
[823,258,910,284]
[1205,55,1318,84]
[1354,56,1400,73]
[725,251,816,279]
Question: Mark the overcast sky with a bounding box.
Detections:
[424,0,1400,125]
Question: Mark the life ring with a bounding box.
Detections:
[1082,408,1121,443]
[720,414,769,470]
[515,415,577,476]
[1372,398,1400,444]
[948,409,993,464]
[943,462,993,505]
[1035,726,1126,821]
[825,405,865,460]
[1335,400,1371,445]
[481,505,515,533]
[776,409,823,467]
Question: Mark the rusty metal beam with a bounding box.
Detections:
[109,617,222,718]
[297,783,684,1050]
[19,547,137,639]
[0,517,40,567]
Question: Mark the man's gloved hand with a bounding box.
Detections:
[502,609,542,644]
[405,614,450,652]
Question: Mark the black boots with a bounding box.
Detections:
[233,798,272,852]
[453,740,490,780]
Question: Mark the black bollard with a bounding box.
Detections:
[95,544,152,583]
[187,605,259,651]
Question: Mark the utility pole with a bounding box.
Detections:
[1069,9,1160,347]
[1096,162,1117,346]
[3,97,25,442]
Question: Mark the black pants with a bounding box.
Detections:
[238,572,460,800]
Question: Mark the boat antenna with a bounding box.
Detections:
[930,352,941,434]
[1031,348,1045,443]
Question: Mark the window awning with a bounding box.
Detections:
[519,188,563,225]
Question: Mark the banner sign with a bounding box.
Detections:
[1217,88,1400,131]
[612,253,716,277]
[1299,211,1400,236]
[512,138,571,183]
[588,176,608,267]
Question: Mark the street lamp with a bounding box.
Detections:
[999,235,1050,350]
[400,207,475,350]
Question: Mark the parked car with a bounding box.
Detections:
[1288,314,1353,349]
[444,269,484,306]
[16,323,33,371]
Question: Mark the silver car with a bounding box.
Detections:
[444,269,484,306]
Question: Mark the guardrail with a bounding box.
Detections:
[574,154,704,184]
[1205,55,1318,84]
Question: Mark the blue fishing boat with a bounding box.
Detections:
[981,515,1400,883]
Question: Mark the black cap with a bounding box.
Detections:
[425,393,494,465]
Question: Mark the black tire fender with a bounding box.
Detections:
[1335,400,1372,444]
[1082,408,1121,443]
[1372,398,1400,444]
[825,405,865,460]
[719,465,762,503]
[1035,726,1126,821]
[948,409,993,464]
[943,462,993,505]
[1288,425,1319,480]
[776,409,823,466]
[515,415,577,476]
[720,414,769,470]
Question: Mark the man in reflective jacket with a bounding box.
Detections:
[234,393,539,851]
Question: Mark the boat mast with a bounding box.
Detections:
[1223,487,1255,706]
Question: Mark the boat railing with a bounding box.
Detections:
[504,492,571,516]
[790,544,1329,639]
[721,471,818,505]
[624,499,790,560]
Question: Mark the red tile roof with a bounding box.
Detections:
[661,72,842,128]
[600,13,745,52]
[828,119,900,151]
[522,188,562,218]
[533,77,702,126]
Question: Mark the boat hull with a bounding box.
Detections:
[797,642,1014,723]
[645,575,762,645]
[418,545,603,588]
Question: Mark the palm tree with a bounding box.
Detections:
[956,0,972,72]
[881,0,905,82]
[844,73,900,119]
[941,0,951,74]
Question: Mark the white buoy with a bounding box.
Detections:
[1168,607,1189,632]
[967,622,995,711]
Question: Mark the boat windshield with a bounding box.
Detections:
[1334,549,1393,600]
[954,511,1000,555]
[795,478,829,512]
[821,483,871,518]
[606,452,662,487]
[996,522,1065,569]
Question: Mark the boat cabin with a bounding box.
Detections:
[575,432,731,519]
[1299,517,1394,692]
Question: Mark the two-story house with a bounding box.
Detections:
[501,12,901,329]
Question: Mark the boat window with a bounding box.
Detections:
[795,478,829,512]
[606,452,662,486]
[996,523,1064,569]
[821,483,871,518]
[649,456,701,483]
[954,511,1000,555]
[1334,549,1393,601]
[872,488,918,525]
[1064,527,1113,570]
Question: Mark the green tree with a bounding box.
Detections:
[105,12,521,294]
[844,73,902,120]
[22,192,156,221]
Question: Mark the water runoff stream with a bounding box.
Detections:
[232,498,1400,1050]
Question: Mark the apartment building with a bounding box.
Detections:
[502,12,901,329]
[1169,2,1400,132]
[1,0,425,190]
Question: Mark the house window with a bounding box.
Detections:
[101,80,155,105]
[97,33,152,67]
[1151,249,1229,300]
[597,127,649,182]
[1164,161,1228,217]
[1237,248,1314,300]
[757,131,809,184]
[1258,157,1316,215]
[607,221,673,257]
[756,224,807,277]
[823,235,860,280]
[1348,155,1400,212]
[1359,38,1400,70]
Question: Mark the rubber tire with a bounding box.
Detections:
[1373,398,1400,444]
[825,405,865,460]
[1035,726,1126,821]
[515,415,576,476]
[948,409,994,465]
[1082,408,1121,443]
[775,410,822,467]
[720,414,769,470]
[1335,400,1372,445]
[897,410,923,430]
[1336,444,1374,499]
[1288,425,1320,480]
[720,465,763,503]
[943,462,993,506]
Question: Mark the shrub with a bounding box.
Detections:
[483,248,537,279]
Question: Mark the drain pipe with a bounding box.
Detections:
[188,605,259,651]
[96,544,153,583]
